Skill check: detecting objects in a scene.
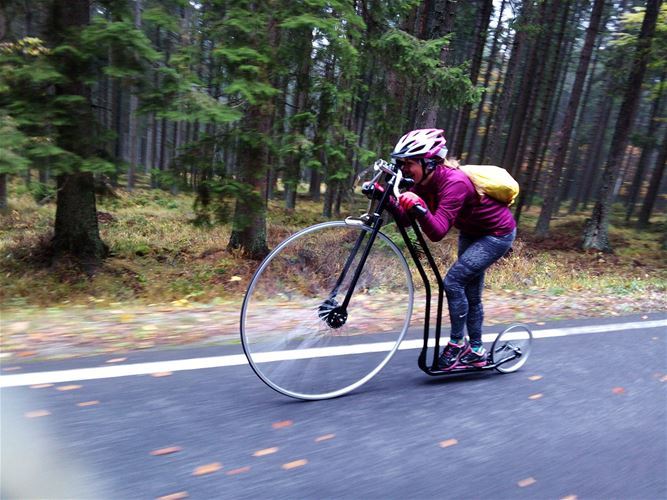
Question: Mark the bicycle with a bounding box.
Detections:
[240,159,533,400]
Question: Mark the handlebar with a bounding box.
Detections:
[362,159,427,218]
[410,204,428,217]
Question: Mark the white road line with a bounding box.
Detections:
[1,319,665,388]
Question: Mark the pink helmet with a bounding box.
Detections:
[391,129,448,160]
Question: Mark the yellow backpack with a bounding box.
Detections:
[459,164,520,206]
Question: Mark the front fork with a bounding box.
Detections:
[319,180,447,375]
[318,182,395,329]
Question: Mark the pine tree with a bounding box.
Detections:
[223,2,279,259]
[583,0,662,252]
[50,0,109,263]
[535,0,606,237]
[637,123,667,227]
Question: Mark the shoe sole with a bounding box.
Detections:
[462,361,487,367]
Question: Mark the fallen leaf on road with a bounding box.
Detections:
[612,387,625,394]
[226,467,251,475]
[315,434,335,443]
[157,492,188,500]
[3,367,21,371]
[77,401,99,407]
[517,477,536,487]
[536,322,546,326]
[151,372,172,377]
[660,375,667,383]
[106,358,127,363]
[192,463,222,476]
[253,447,278,457]
[30,384,53,389]
[282,459,307,470]
[529,393,543,400]
[560,495,577,500]
[439,439,458,448]
[528,375,543,381]
[25,410,50,418]
[151,446,182,456]
[641,315,648,320]
[57,385,82,391]
[272,420,293,429]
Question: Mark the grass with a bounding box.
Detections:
[1,182,666,311]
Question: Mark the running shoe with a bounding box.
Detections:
[460,346,489,367]
[438,341,469,370]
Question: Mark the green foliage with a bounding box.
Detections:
[0,114,30,175]
[28,182,56,204]
[215,47,270,65]
[159,87,242,123]
[611,4,667,73]
[142,6,180,31]
[376,30,479,107]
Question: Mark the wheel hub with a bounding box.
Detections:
[318,299,348,329]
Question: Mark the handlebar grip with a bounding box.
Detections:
[410,204,428,217]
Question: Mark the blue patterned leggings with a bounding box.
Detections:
[443,229,516,347]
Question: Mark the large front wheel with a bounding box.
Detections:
[240,221,414,400]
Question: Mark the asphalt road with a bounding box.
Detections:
[1,313,666,499]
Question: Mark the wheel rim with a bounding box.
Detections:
[491,324,532,373]
[240,221,413,400]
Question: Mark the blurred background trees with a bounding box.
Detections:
[1,0,666,260]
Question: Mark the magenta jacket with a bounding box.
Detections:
[390,166,516,241]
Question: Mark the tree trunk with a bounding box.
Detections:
[583,0,660,252]
[513,0,569,224]
[535,0,605,237]
[127,0,142,191]
[312,59,335,205]
[53,172,108,260]
[626,71,664,220]
[503,0,553,176]
[111,78,123,186]
[323,181,336,218]
[468,0,506,162]
[572,96,613,212]
[157,118,168,187]
[637,124,667,228]
[451,0,493,159]
[535,0,582,180]
[228,8,276,259]
[352,57,375,177]
[267,74,288,200]
[557,39,602,207]
[485,0,533,164]
[478,47,508,163]
[51,0,108,263]
[419,0,457,127]
[0,173,7,210]
[284,28,313,210]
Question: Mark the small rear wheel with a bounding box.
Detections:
[491,324,532,373]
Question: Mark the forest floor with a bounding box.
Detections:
[1,186,666,362]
